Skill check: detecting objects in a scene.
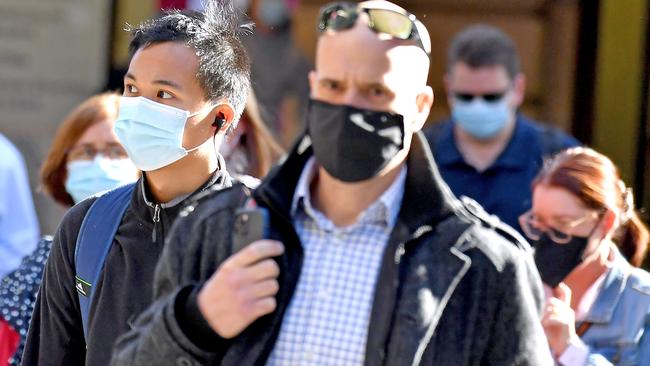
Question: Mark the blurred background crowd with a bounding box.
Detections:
[0,0,649,239]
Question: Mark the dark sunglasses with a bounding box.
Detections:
[453,91,508,103]
[317,2,431,55]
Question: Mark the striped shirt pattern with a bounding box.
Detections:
[267,158,406,366]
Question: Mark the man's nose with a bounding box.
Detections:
[342,89,366,109]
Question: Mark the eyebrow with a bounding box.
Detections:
[318,77,339,84]
[124,73,183,91]
[550,214,584,223]
[152,79,183,90]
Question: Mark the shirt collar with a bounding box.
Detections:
[290,157,407,229]
[141,154,230,209]
[291,157,318,217]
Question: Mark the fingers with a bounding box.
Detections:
[252,297,277,318]
[225,240,284,268]
[542,313,565,328]
[554,282,572,305]
[542,296,575,327]
[246,259,281,282]
[197,242,282,339]
[547,297,569,309]
[247,279,280,298]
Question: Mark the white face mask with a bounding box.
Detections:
[114,96,212,171]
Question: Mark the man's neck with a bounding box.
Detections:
[145,150,219,204]
[311,162,404,228]
[454,116,517,172]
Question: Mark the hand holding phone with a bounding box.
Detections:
[197,206,282,339]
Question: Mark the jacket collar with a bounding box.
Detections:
[583,247,630,324]
[254,131,460,235]
[133,156,232,224]
[252,131,469,365]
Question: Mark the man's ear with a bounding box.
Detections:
[308,70,317,97]
[412,86,434,132]
[511,73,526,108]
[210,103,236,135]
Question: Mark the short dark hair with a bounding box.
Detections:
[447,24,520,79]
[127,1,251,133]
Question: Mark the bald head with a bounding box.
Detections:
[307,0,434,179]
[311,6,432,119]
[316,0,430,79]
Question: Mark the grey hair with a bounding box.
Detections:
[127,0,252,134]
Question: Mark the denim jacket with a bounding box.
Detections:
[578,248,650,365]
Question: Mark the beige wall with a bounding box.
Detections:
[0,0,112,234]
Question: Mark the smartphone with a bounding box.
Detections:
[232,207,270,254]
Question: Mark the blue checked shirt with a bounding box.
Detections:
[266,158,406,366]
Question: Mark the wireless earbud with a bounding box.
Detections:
[213,115,226,131]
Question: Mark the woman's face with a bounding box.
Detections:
[64,119,139,204]
[67,120,129,164]
[530,184,601,241]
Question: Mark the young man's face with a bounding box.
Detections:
[123,41,215,152]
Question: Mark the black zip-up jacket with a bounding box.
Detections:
[21,168,232,366]
[111,132,553,365]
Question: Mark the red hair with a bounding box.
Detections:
[40,93,121,206]
[533,147,649,267]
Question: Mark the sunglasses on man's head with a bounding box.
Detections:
[317,2,431,55]
[453,91,508,103]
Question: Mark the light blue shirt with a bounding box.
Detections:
[267,157,406,366]
[0,134,39,278]
[570,247,650,366]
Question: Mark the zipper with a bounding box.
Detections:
[151,204,161,242]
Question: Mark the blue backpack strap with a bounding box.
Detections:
[74,183,136,340]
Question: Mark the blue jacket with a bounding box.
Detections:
[580,248,650,365]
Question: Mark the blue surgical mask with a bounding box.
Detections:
[452,98,510,139]
[114,96,211,171]
[65,156,138,204]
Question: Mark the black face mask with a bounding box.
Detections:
[307,99,405,182]
[533,234,589,288]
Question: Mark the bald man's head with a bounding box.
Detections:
[310,1,432,129]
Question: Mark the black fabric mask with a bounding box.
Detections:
[307,99,405,182]
[533,234,589,288]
